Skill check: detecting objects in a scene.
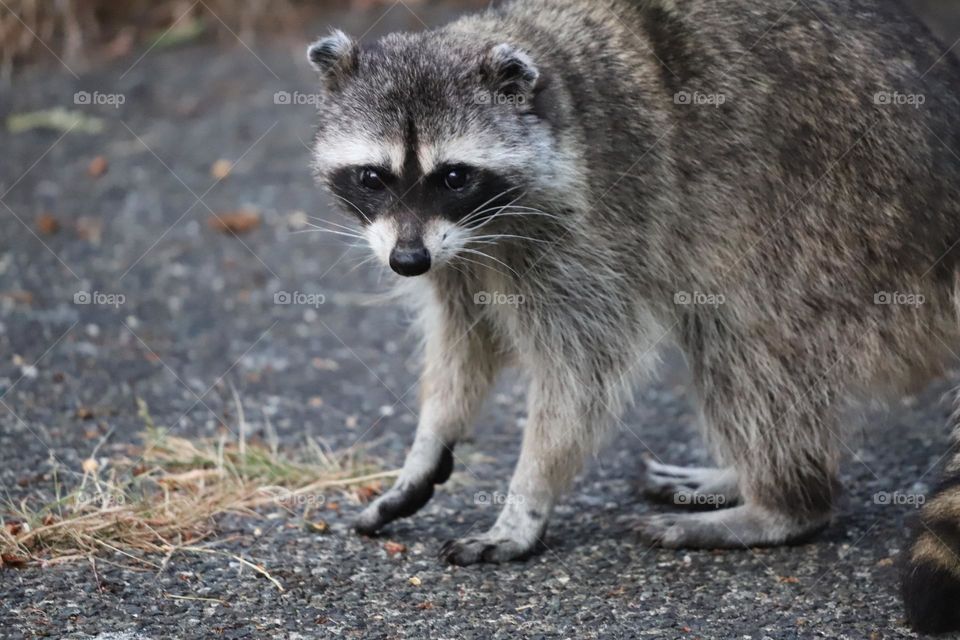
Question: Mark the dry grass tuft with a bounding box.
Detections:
[0,399,395,574]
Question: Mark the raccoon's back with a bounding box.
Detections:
[638,0,960,282]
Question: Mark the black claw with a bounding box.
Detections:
[438,540,456,559]
[479,544,499,562]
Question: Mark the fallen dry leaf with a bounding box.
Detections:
[36,213,60,235]
[87,155,108,178]
[384,541,406,556]
[306,521,328,534]
[777,575,800,584]
[1,291,34,304]
[208,210,261,235]
[1,554,29,568]
[210,159,233,180]
[75,407,95,420]
[81,458,99,474]
[355,482,382,502]
[408,576,422,587]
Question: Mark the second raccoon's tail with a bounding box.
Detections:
[902,451,960,634]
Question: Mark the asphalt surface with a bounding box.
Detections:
[2,2,960,639]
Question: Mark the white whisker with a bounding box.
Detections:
[467,233,548,245]
[460,185,526,225]
[330,194,373,225]
[459,247,520,278]
[454,254,511,278]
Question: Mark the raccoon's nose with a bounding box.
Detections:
[389,242,431,277]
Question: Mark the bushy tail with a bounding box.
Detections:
[902,462,960,634]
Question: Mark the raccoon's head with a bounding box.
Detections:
[307,28,562,278]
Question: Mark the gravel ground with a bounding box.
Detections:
[2,2,960,639]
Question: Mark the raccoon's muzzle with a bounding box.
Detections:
[390,240,432,277]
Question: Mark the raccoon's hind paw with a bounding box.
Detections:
[438,533,543,566]
[636,505,829,549]
[642,460,740,510]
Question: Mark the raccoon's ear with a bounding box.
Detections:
[486,43,540,98]
[307,30,358,88]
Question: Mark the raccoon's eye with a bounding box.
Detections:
[444,168,470,191]
[359,167,387,191]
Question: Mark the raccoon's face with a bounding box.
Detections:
[308,29,555,277]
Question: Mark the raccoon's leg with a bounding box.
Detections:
[353,307,502,536]
[439,370,606,565]
[638,340,838,548]
[643,460,741,509]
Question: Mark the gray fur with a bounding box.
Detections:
[307,0,960,630]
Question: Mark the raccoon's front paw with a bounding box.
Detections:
[353,483,436,536]
[353,449,455,536]
[438,533,542,566]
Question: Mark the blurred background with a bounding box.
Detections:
[1,1,960,638]
[0,0,957,75]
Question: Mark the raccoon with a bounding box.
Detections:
[306,0,960,632]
